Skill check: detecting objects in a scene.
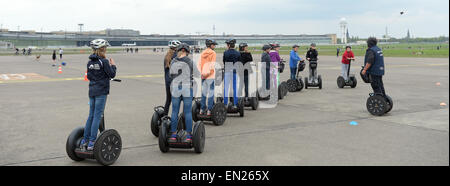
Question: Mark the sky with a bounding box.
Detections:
[0,0,448,38]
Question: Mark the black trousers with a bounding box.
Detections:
[164,68,172,115]
[370,74,386,96]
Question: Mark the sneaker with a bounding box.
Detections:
[80,139,88,150]
[168,133,177,143]
[183,133,193,143]
[207,110,212,116]
[87,141,95,151]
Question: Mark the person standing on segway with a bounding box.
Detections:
[261,45,272,92]
[290,45,303,80]
[239,43,253,102]
[361,37,386,97]
[81,39,117,151]
[341,46,355,82]
[163,40,181,116]
[306,43,318,61]
[169,43,194,143]
[223,39,240,110]
[269,43,282,90]
[199,39,218,116]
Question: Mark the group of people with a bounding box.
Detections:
[51,48,64,66]
[126,48,138,53]
[15,48,32,55]
[79,37,387,150]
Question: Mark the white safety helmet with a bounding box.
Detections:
[90,39,110,49]
[168,40,181,48]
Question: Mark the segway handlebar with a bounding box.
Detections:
[111,79,122,82]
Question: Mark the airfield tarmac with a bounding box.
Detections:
[0,51,448,166]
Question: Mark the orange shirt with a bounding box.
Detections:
[199,48,216,79]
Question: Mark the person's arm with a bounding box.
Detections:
[103,58,117,79]
[362,50,375,75]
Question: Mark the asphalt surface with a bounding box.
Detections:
[0,51,448,166]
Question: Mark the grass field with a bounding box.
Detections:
[215,43,449,58]
[1,43,448,58]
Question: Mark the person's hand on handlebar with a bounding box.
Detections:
[110,58,116,66]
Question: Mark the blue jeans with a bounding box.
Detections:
[83,95,107,142]
[224,71,238,106]
[171,87,193,133]
[201,79,215,111]
[290,67,297,80]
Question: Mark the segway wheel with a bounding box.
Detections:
[287,79,298,92]
[281,82,288,97]
[212,102,227,126]
[367,95,388,116]
[66,127,85,162]
[305,77,309,89]
[238,99,245,117]
[193,122,205,153]
[351,76,357,88]
[151,112,161,137]
[93,129,122,166]
[250,97,259,110]
[385,95,393,114]
[158,120,170,153]
[297,78,304,91]
[318,75,323,89]
[192,101,200,122]
[337,76,345,88]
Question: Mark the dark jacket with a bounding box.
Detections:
[223,49,241,64]
[87,54,117,97]
[261,52,272,71]
[170,56,194,87]
[364,46,385,76]
[306,48,318,61]
[239,52,253,65]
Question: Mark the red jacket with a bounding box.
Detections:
[341,51,354,64]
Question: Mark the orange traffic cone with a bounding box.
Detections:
[84,71,89,81]
[58,65,62,74]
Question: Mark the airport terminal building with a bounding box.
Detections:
[0,29,337,48]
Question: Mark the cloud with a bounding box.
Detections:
[0,0,448,37]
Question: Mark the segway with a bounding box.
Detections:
[150,106,166,137]
[366,93,393,116]
[337,59,357,88]
[192,98,227,126]
[287,60,305,92]
[304,60,322,89]
[159,114,205,153]
[277,60,288,99]
[244,62,260,110]
[360,67,393,116]
[66,79,122,166]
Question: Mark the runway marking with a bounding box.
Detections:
[0,74,164,84]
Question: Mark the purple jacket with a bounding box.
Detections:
[269,51,281,63]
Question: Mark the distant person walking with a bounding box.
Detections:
[337,47,341,57]
[135,48,139,53]
[22,48,26,55]
[59,48,64,59]
[52,50,57,66]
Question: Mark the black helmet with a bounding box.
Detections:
[346,45,352,49]
[310,43,316,47]
[205,39,218,47]
[239,43,248,51]
[293,44,300,48]
[225,39,236,45]
[177,43,190,53]
[262,45,271,51]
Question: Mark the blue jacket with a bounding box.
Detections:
[365,46,385,76]
[289,50,302,68]
[223,49,241,64]
[87,54,117,97]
